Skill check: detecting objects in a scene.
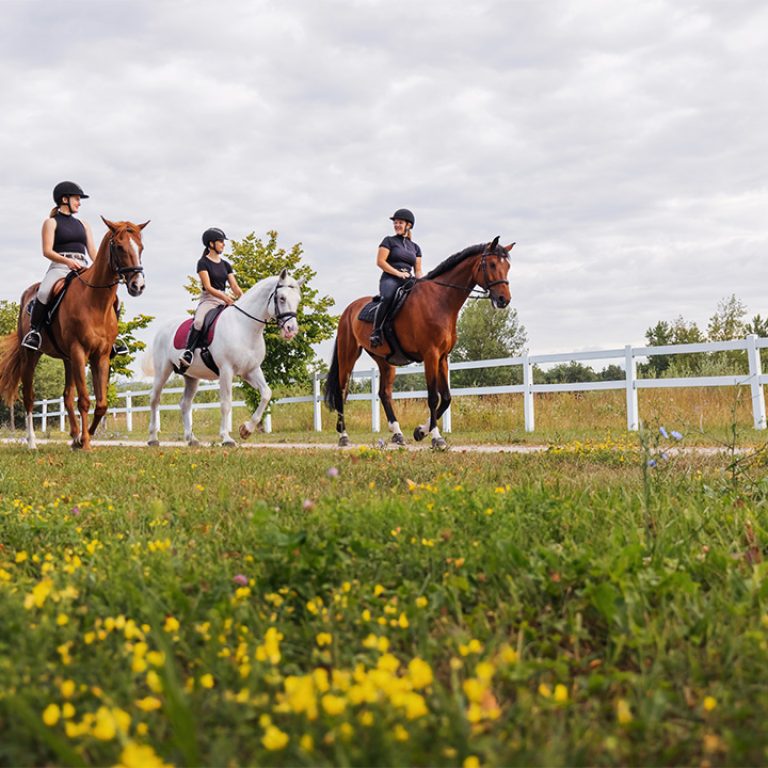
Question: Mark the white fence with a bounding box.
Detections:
[31,335,768,434]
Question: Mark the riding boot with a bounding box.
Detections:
[110,301,129,357]
[21,300,49,351]
[369,300,390,348]
[178,326,203,371]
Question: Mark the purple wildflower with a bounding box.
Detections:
[233,574,249,587]
[659,426,669,439]
[302,498,316,511]
[327,467,339,478]
[647,459,657,468]
[671,430,683,441]
[71,506,80,516]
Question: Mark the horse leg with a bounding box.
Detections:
[376,360,404,445]
[69,348,91,450]
[87,354,111,438]
[217,367,237,447]
[148,359,173,446]
[21,354,39,450]
[180,376,200,446]
[331,318,362,448]
[239,366,271,440]
[62,361,79,442]
[413,351,447,450]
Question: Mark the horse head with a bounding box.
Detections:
[270,268,304,340]
[101,217,149,297]
[473,236,513,309]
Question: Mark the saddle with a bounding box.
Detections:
[358,278,420,366]
[172,304,228,376]
[25,271,80,327]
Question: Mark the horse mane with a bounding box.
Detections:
[424,243,487,280]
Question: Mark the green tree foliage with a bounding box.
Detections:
[111,312,155,380]
[450,300,528,387]
[641,317,705,377]
[184,231,336,408]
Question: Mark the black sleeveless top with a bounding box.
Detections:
[53,212,87,255]
[379,234,421,273]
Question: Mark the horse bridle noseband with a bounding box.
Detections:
[232,282,298,328]
[74,237,145,289]
[431,249,509,298]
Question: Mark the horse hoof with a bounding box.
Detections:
[188,439,200,448]
[338,435,350,447]
[222,439,237,448]
[413,427,426,442]
[239,424,252,440]
[431,437,448,451]
[148,439,160,447]
[392,433,405,446]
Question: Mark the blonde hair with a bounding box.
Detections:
[404,223,413,240]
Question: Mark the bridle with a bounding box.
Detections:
[74,236,145,289]
[232,281,298,329]
[430,248,509,299]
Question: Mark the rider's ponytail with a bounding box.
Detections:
[49,207,58,218]
[404,223,413,240]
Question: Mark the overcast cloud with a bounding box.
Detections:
[2,0,767,372]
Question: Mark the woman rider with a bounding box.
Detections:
[369,208,423,347]
[21,181,129,355]
[178,227,243,371]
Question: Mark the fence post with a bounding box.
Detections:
[313,371,322,432]
[523,353,535,432]
[746,334,767,430]
[125,394,133,433]
[371,368,380,433]
[442,365,452,433]
[59,397,65,432]
[263,412,272,434]
[41,399,48,433]
[625,345,639,431]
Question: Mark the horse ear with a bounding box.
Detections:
[297,277,306,288]
[138,221,150,230]
[504,242,515,252]
[101,216,118,233]
[279,268,288,280]
[490,236,500,250]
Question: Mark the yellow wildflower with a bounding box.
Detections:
[554,684,569,703]
[262,724,289,751]
[42,703,60,726]
[316,632,333,647]
[703,696,717,712]
[60,680,76,699]
[616,698,632,725]
[118,741,172,768]
[199,674,214,689]
[136,697,162,712]
[321,694,347,716]
[407,658,434,689]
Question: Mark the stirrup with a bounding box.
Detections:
[179,349,194,368]
[21,330,42,351]
[112,337,130,356]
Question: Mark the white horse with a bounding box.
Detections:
[145,269,302,446]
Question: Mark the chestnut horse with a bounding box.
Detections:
[324,237,513,449]
[0,217,148,450]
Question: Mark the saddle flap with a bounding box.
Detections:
[173,305,228,349]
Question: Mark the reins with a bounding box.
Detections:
[428,250,509,299]
[231,282,298,329]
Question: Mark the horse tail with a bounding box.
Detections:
[0,332,24,407]
[141,347,155,377]
[323,336,344,413]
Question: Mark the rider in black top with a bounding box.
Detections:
[21,182,131,355]
[370,208,423,347]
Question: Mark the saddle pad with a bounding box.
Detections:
[358,297,381,324]
[172,317,216,349]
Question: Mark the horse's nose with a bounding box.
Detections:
[495,295,509,309]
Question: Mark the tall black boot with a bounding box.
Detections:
[111,300,129,357]
[21,300,49,351]
[178,326,202,371]
[369,299,391,348]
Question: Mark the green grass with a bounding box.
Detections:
[1,440,768,765]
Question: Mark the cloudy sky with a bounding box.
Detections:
[3,0,767,373]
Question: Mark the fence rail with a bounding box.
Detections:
[31,335,768,434]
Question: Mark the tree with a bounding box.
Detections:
[640,316,705,377]
[450,300,527,387]
[707,294,747,342]
[184,231,337,408]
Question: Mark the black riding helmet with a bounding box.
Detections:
[390,208,415,227]
[53,181,89,204]
[202,227,228,247]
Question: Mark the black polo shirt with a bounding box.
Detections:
[379,235,421,273]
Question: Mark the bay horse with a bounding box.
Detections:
[324,237,513,449]
[144,270,303,447]
[0,217,148,450]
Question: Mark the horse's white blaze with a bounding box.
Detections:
[146,273,301,447]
